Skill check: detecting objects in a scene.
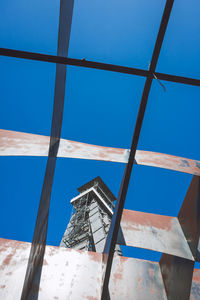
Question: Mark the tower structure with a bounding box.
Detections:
[60,177,122,255]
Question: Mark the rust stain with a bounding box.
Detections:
[0,285,6,289]
[148,268,155,278]
[119,256,130,263]
[193,269,200,283]
[137,277,142,289]
[113,257,126,285]
[0,129,49,151]
[43,259,48,265]
[137,268,143,292]
[149,285,157,295]
[0,238,30,249]
[69,139,125,154]
[113,271,123,281]
[0,129,49,143]
[2,253,13,268]
[87,251,102,263]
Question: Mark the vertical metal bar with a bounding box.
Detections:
[20,1,74,299]
[101,1,174,298]
[178,176,200,260]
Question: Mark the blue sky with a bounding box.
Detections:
[0,0,200,263]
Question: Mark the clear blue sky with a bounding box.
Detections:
[0,0,200,263]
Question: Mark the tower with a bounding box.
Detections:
[60,176,122,255]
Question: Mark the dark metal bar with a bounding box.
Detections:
[178,176,200,261]
[155,72,200,86]
[0,47,149,76]
[101,1,174,298]
[20,0,74,299]
[0,47,200,87]
[160,254,194,300]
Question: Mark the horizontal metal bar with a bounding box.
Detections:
[0,47,199,87]
[1,129,200,176]
[0,47,149,76]
[155,72,200,86]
